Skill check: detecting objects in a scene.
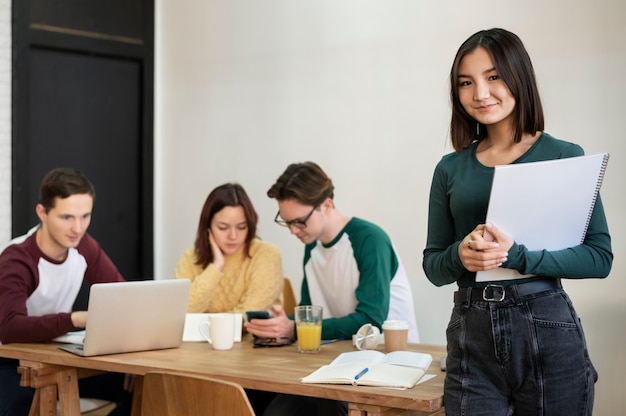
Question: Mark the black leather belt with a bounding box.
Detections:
[454,278,562,304]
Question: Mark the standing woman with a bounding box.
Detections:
[175,183,283,314]
[422,28,612,415]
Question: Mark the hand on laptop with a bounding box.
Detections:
[71,311,87,328]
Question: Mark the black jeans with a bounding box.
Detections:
[445,288,596,415]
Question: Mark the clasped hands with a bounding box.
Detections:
[460,223,512,272]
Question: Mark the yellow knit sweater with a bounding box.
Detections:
[174,239,283,314]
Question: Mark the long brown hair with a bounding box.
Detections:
[194,183,258,268]
[449,28,544,152]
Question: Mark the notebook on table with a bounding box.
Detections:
[57,279,190,356]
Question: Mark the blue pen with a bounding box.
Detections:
[354,367,369,380]
[321,338,344,345]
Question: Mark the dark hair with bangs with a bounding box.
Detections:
[194,183,258,268]
[449,28,544,152]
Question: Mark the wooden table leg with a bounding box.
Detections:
[130,375,144,416]
[18,363,81,416]
[55,367,81,415]
[36,385,58,416]
[348,402,444,416]
[27,389,40,416]
[349,402,367,416]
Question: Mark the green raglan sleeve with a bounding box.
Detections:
[299,244,312,309]
[318,223,396,340]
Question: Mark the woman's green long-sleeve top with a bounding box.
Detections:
[422,132,613,288]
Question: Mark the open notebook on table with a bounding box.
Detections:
[301,349,434,389]
[55,279,190,356]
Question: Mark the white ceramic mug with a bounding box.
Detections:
[183,313,210,341]
[199,313,235,350]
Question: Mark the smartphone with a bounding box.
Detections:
[253,336,295,348]
[245,310,270,321]
[246,311,271,340]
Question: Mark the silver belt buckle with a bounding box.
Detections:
[482,284,506,302]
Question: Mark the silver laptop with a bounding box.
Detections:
[59,279,190,356]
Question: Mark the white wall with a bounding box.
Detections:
[0,0,622,412]
[0,0,11,243]
[156,1,626,412]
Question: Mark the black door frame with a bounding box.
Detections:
[11,0,154,278]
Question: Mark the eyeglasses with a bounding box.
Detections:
[274,206,317,229]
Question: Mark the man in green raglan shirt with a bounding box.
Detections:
[245,161,418,416]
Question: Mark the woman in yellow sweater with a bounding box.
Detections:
[174,183,283,314]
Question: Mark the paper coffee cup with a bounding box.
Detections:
[382,320,408,353]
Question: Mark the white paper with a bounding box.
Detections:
[52,330,86,344]
[477,153,609,282]
[182,313,243,342]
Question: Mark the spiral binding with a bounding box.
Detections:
[581,153,610,243]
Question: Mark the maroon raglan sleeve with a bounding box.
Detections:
[0,244,77,343]
[78,233,126,284]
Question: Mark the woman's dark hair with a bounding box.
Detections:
[449,28,544,152]
[39,168,96,213]
[267,161,334,206]
[194,183,258,268]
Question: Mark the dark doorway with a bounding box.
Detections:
[11,1,154,292]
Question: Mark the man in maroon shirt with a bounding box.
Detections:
[0,168,132,415]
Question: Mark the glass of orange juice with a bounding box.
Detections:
[294,306,323,353]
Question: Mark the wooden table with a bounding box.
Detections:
[0,339,446,416]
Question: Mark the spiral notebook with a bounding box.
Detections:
[477,153,609,282]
